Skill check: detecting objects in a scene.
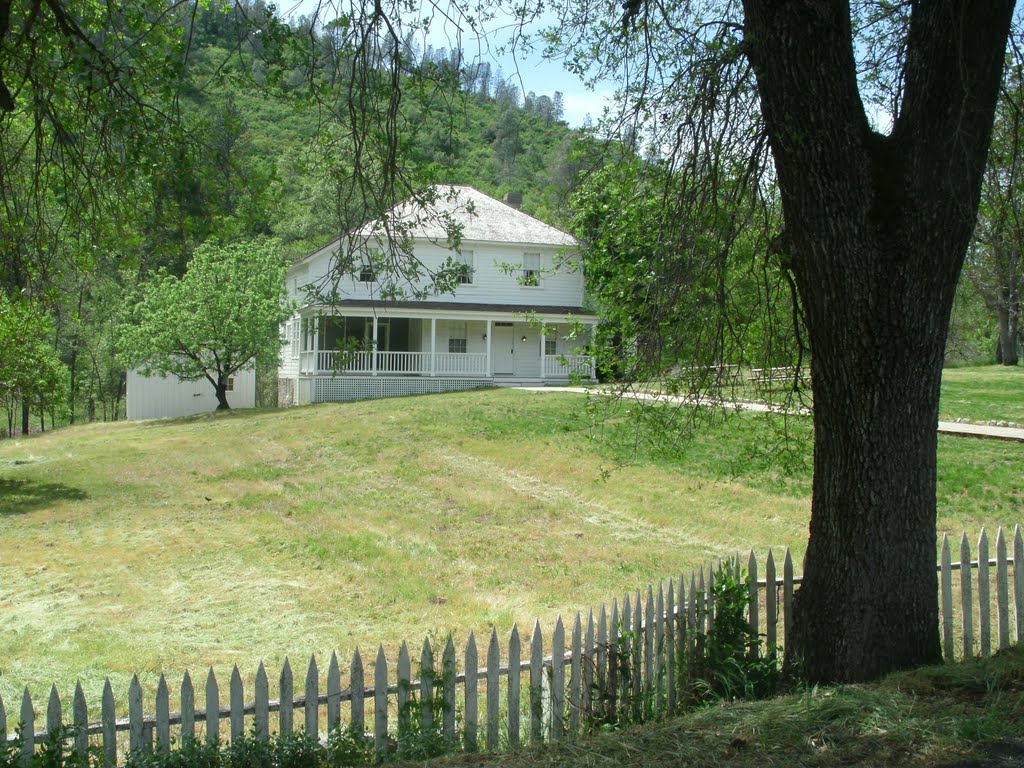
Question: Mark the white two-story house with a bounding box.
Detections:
[278,186,598,405]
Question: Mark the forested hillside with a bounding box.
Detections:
[0,0,592,434]
[1,0,1012,438]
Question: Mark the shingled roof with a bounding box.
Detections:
[357,185,577,247]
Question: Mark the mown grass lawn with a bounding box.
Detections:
[939,364,1024,423]
[0,381,1021,719]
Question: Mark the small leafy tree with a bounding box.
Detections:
[118,239,293,412]
[0,292,69,436]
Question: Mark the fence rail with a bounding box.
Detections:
[2,524,1020,765]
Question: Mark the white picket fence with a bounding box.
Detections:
[2,524,1021,765]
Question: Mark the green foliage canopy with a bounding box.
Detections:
[118,239,293,410]
[0,293,69,428]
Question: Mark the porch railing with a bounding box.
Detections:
[301,350,489,377]
[434,353,488,376]
[543,354,595,378]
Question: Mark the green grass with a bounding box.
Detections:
[403,646,1024,768]
[939,364,1024,423]
[0,386,1020,722]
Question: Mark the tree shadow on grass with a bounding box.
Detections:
[0,478,88,516]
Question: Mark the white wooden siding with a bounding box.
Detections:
[295,241,585,309]
[126,369,255,420]
[278,318,300,378]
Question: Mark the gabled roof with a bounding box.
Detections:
[357,185,577,247]
[294,187,576,268]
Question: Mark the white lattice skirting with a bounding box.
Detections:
[312,376,489,402]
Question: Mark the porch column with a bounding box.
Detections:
[371,316,379,376]
[313,316,320,373]
[485,320,492,376]
[539,324,546,380]
[589,322,597,378]
[430,318,437,377]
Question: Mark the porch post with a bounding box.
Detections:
[430,318,436,377]
[371,316,379,376]
[539,324,546,380]
[313,316,320,373]
[485,320,492,377]
[588,323,596,379]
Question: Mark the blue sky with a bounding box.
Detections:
[277,0,614,127]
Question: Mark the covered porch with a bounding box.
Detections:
[294,310,596,381]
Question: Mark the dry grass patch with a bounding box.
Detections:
[0,388,1019,719]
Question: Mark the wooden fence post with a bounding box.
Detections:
[374,646,388,761]
[102,679,116,766]
[765,550,777,655]
[584,609,595,722]
[442,638,456,743]
[73,683,88,756]
[351,649,365,736]
[1014,525,1024,644]
[529,621,543,745]
[747,551,758,659]
[129,675,144,753]
[643,588,654,703]
[420,639,434,736]
[941,533,954,661]
[654,586,664,717]
[397,643,411,742]
[783,549,794,650]
[204,669,218,746]
[607,599,618,722]
[20,689,33,768]
[507,625,521,749]
[328,652,342,733]
[231,666,245,741]
[961,534,974,657]
[979,529,991,657]
[156,675,170,754]
[464,633,478,752]
[996,528,1010,650]
[666,581,676,714]
[305,655,319,739]
[487,629,500,751]
[255,663,269,741]
[551,616,565,740]
[280,658,293,735]
[630,593,641,723]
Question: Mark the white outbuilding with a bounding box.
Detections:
[126,369,255,420]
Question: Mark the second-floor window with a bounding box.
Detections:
[522,253,541,286]
[456,250,474,284]
[359,251,378,283]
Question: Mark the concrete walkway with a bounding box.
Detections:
[517,386,1024,444]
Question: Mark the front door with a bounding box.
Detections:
[493,323,514,375]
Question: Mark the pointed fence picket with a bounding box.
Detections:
[4,524,1020,765]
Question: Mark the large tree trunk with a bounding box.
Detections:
[996,301,1018,365]
[743,0,1012,682]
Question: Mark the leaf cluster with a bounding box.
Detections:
[117,239,293,388]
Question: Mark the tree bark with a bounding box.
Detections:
[743,0,1012,682]
[214,376,230,411]
[996,302,1018,365]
